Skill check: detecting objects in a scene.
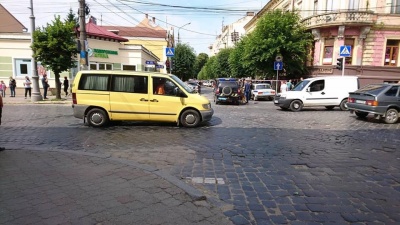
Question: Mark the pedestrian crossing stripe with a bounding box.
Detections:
[340,46,350,55]
[166,48,174,56]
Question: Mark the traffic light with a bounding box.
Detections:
[336,58,343,70]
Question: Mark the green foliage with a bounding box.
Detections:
[194,53,208,78]
[215,48,233,78]
[173,43,196,81]
[66,8,79,27]
[199,56,217,79]
[243,10,313,78]
[31,15,78,99]
[229,36,251,78]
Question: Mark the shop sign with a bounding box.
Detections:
[318,68,333,74]
[92,48,118,58]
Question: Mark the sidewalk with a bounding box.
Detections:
[2,91,70,104]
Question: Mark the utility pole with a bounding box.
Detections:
[29,0,43,101]
[79,0,88,70]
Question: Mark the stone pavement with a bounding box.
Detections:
[0,92,233,224]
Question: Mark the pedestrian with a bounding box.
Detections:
[24,76,32,99]
[0,80,6,98]
[41,74,49,99]
[63,76,69,97]
[244,79,251,103]
[0,94,4,151]
[9,76,16,97]
[280,81,287,94]
[286,79,293,91]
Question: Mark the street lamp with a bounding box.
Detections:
[177,22,191,44]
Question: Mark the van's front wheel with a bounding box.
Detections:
[180,109,200,128]
[87,108,109,127]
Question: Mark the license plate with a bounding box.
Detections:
[274,100,278,103]
[356,100,366,104]
[219,97,227,100]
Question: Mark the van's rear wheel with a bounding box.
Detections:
[340,99,348,111]
[87,108,109,127]
[180,109,200,128]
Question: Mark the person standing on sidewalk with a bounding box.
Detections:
[0,80,6,98]
[41,74,49,99]
[9,77,16,97]
[24,76,32,99]
[63,76,69,97]
[0,95,4,151]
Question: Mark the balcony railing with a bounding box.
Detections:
[301,11,376,28]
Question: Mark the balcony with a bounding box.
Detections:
[301,11,376,29]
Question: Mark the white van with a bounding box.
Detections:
[274,76,359,111]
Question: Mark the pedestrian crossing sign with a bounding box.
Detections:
[166,47,175,57]
[339,45,351,57]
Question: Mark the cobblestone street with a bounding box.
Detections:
[0,88,399,224]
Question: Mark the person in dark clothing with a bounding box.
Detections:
[41,74,49,99]
[244,79,251,103]
[63,77,69,97]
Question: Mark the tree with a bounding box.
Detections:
[243,10,313,78]
[31,15,78,99]
[66,8,79,28]
[173,43,196,81]
[229,37,251,78]
[194,53,208,78]
[199,56,217,79]
[215,48,233,78]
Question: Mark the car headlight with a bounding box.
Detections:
[202,103,211,109]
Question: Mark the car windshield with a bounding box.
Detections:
[170,75,194,93]
[254,84,271,90]
[354,84,387,95]
[292,80,310,91]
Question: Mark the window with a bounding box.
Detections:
[391,0,400,13]
[111,75,148,94]
[309,80,325,92]
[384,40,399,66]
[313,0,318,15]
[385,86,399,96]
[90,64,97,70]
[323,38,334,65]
[90,63,113,70]
[79,74,109,91]
[15,59,32,77]
[153,77,178,96]
[344,38,354,65]
[123,65,136,71]
[349,0,360,10]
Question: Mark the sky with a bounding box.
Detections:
[1,0,268,55]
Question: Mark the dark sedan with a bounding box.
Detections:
[347,83,400,124]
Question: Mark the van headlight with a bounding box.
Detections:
[202,103,211,109]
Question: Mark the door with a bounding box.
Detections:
[303,79,335,106]
[149,77,185,122]
[109,74,150,121]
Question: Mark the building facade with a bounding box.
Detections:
[245,0,400,86]
[209,12,255,56]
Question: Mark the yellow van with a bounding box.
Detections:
[71,71,213,128]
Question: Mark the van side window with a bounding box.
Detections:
[153,77,178,96]
[112,75,148,94]
[309,80,325,92]
[385,86,399,96]
[79,74,109,91]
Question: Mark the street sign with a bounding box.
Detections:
[339,45,351,57]
[274,61,283,70]
[275,55,283,62]
[145,61,155,65]
[166,48,175,57]
[156,65,164,69]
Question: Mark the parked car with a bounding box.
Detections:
[251,83,275,101]
[185,81,199,92]
[214,78,241,105]
[347,83,400,124]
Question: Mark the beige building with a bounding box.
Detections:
[244,0,400,85]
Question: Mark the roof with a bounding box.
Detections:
[0,4,27,33]
[80,20,128,42]
[100,26,166,39]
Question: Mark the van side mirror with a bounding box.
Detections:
[175,87,186,97]
[306,87,310,92]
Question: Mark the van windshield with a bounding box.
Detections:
[170,75,195,93]
[292,80,310,91]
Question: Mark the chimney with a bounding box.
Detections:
[152,17,156,23]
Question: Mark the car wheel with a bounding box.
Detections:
[355,111,368,118]
[87,108,109,127]
[289,100,303,112]
[180,109,201,128]
[325,106,335,110]
[384,108,399,124]
[339,99,348,111]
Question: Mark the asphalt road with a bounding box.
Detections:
[1,87,399,225]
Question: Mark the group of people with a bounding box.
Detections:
[0,75,70,99]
